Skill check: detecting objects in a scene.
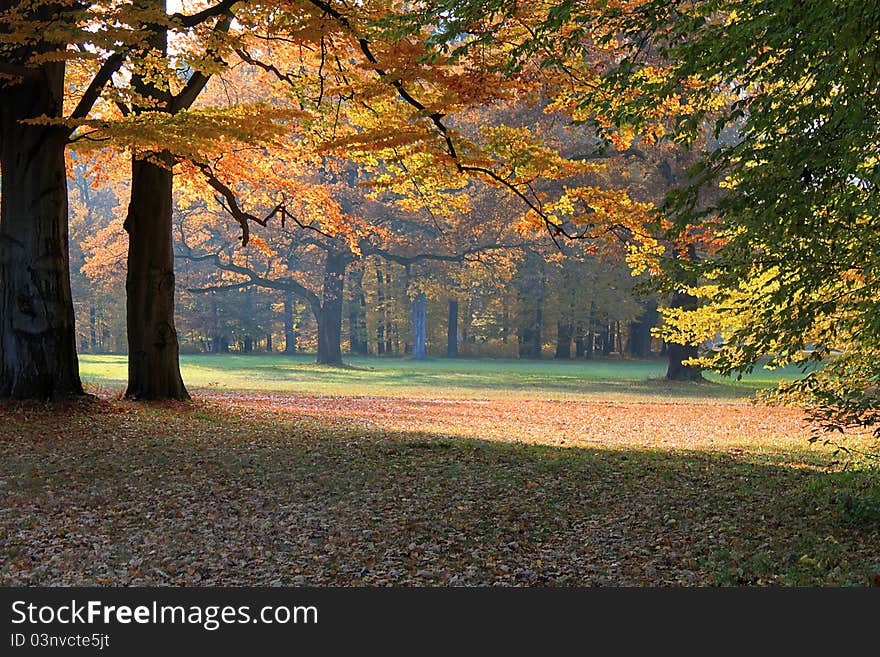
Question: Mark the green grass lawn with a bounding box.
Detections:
[79,353,799,401]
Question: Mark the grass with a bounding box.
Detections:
[79,353,799,401]
[3,353,878,587]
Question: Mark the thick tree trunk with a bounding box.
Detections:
[123,4,187,400]
[0,59,84,400]
[555,320,573,359]
[124,154,189,399]
[665,289,704,381]
[666,342,703,381]
[411,292,427,360]
[447,299,458,358]
[316,250,346,365]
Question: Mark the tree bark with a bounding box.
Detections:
[411,292,427,360]
[316,250,346,365]
[124,153,189,399]
[0,57,84,399]
[665,289,704,381]
[447,299,458,358]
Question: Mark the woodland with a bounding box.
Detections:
[1,0,880,587]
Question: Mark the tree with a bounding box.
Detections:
[0,0,240,399]
[595,0,880,430]
[0,0,93,399]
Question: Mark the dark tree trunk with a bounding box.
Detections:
[123,8,187,400]
[316,250,346,365]
[665,289,704,381]
[601,324,612,356]
[284,291,297,354]
[243,335,253,353]
[555,320,573,359]
[0,58,84,400]
[411,292,427,360]
[124,154,189,399]
[574,321,586,358]
[626,299,659,358]
[266,333,272,353]
[666,342,703,381]
[447,299,458,358]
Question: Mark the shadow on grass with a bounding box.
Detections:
[2,399,876,586]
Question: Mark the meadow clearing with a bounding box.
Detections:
[2,355,878,586]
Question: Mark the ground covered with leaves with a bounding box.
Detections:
[2,376,879,586]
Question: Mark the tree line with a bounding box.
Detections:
[4,0,876,434]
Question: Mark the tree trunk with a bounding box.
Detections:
[665,289,704,381]
[347,265,368,355]
[123,5,187,400]
[411,292,427,360]
[124,154,189,399]
[284,291,297,354]
[555,320,573,359]
[375,266,386,355]
[385,271,395,355]
[530,304,543,359]
[601,324,612,356]
[266,333,272,353]
[447,299,458,358]
[0,58,84,400]
[574,321,586,358]
[627,299,659,358]
[316,250,346,365]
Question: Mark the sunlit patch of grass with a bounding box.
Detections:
[79,353,800,402]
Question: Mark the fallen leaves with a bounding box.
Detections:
[0,392,878,586]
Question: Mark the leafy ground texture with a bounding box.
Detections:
[2,356,879,586]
